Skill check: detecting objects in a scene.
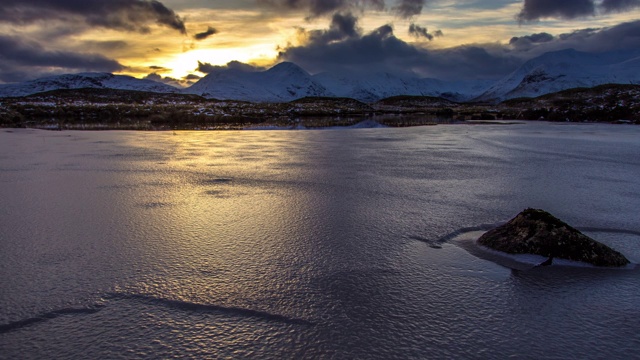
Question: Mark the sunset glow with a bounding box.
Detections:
[1,1,639,84]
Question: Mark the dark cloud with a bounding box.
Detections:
[601,0,640,12]
[394,0,427,18]
[0,35,124,82]
[517,0,596,22]
[509,32,554,49]
[408,24,442,40]
[304,12,360,44]
[424,45,521,80]
[510,32,554,44]
[0,0,186,34]
[256,0,432,18]
[276,13,520,79]
[144,73,164,82]
[256,0,384,18]
[507,20,640,55]
[553,20,640,52]
[328,12,359,38]
[144,72,182,87]
[279,23,429,75]
[516,0,640,21]
[197,60,266,74]
[0,35,124,72]
[277,15,640,81]
[194,27,218,40]
[144,72,199,87]
[0,67,33,83]
[196,61,217,74]
[278,21,463,77]
[85,40,130,51]
[558,28,598,41]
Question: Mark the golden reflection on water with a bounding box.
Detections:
[117,130,323,311]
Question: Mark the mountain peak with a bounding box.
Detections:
[267,62,309,76]
[185,61,331,102]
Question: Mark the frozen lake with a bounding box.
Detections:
[1,123,640,358]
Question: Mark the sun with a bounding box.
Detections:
[163,45,278,79]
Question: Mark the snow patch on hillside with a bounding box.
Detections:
[184,62,333,102]
[0,73,179,98]
[476,49,640,102]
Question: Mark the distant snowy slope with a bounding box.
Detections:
[477,49,640,102]
[313,72,490,102]
[0,73,179,98]
[313,72,430,102]
[185,62,333,102]
[431,79,494,102]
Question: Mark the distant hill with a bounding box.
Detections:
[499,84,640,122]
[19,88,208,104]
[2,84,638,129]
[477,49,640,102]
[0,73,178,98]
[375,95,459,107]
[291,96,372,108]
[313,72,491,103]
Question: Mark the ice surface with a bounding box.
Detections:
[1,123,640,359]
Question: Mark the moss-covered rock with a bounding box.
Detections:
[477,208,630,267]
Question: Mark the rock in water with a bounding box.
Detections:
[477,208,630,267]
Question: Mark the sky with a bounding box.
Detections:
[0,0,639,85]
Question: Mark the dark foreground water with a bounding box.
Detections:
[1,123,639,359]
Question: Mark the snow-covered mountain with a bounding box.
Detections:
[476,49,640,102]
[185,63,491,103]
[313,72,491,102]
[184,62,333,102]
[313,72,435,102]
[0,73,179,98]
[2,48,639,103]
[0,67,490,102]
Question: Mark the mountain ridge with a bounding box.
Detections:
[184,62,334,102]
[0,73,179,98]
[1,49,639,103]
[475,48,640,102]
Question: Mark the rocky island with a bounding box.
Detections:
[477,208,630,267]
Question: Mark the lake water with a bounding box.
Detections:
[1,123,639,359]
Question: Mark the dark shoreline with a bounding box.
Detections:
[1,84,638,129]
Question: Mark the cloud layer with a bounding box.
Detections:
[257,0,384,17]
[278,16,640,80]
[197,61,266,74]
[194,27,218,41]
[601,0,640,12]
[518,0,640,21]
[0,35,124,82]
[408,24,443,40]
[1,0,639,83]
[0,0,186,33]
[0,0,188,82]
[394,0,428,18]
[257,0,433,18]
